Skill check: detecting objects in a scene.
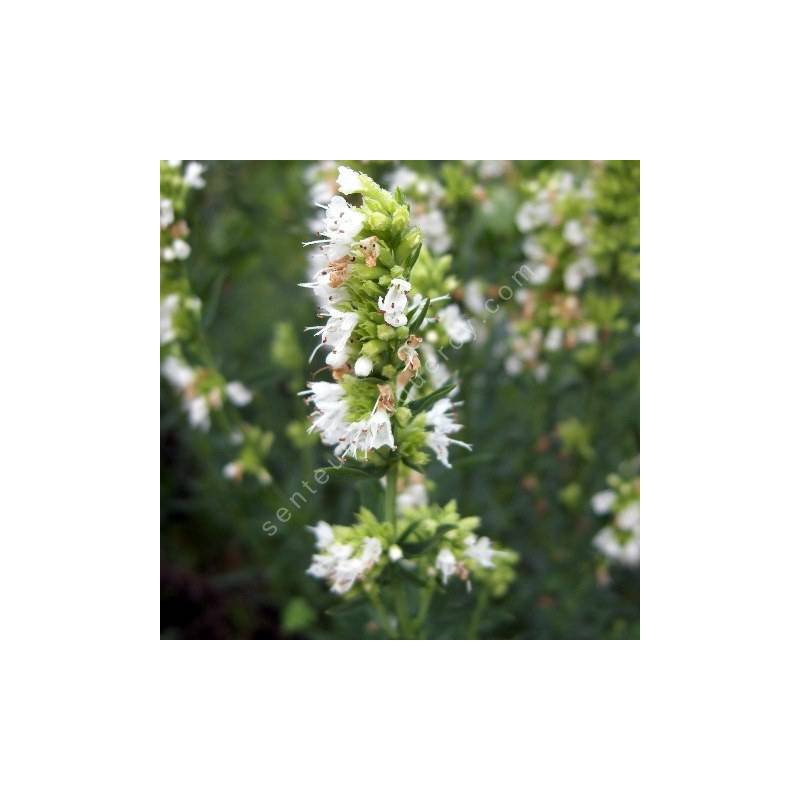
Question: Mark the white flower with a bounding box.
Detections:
[378,278,412,327]
[307,535,382,595]
[160,198,174,229]
[397,480,428,512]
[331,557,365,594]
[435,548,457,584]
[577,324,597,344]
[415,208,451,255]
[161,356,194,390]
[478,160,506,179]
[302,381,349,449]
[186,395,210,431]
[522,236,544,261]
[299,251,351,311]
[309,521,335,549]
[160,294,180,344]
[516,199,551,232]
[223,462,243,481]
[307,196,364,262]
[465,535,495,568]
[360,537,382,569]
[616,501,640,535]
[225,381,253,406]
[544,327,563,352]
[504,355,523,376]
[438,304,473,344]
[341,408,395,459]
[528,263,551,285]
[563,219,586,246]
[593,526,639,567]
[463,280,485,315]
[425,397,472,468]
[183,161,206,189]
[354,356,373,377]
[563,257,597,292]
[307,308,359,367]
[163,240,191,262]
[591,490,617,515]
[387,166,418,192]
[336,166,365,195]
[420,343,451,389]
[388,544,403,562]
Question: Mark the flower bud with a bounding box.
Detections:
[389,545,403,562]
[390,206,410,236]
[395,228,422,267]
[361,339,387,358]
[354,356,373,377]
[394,407,411,426]
[367,211,390,232]
[377,324,395,341]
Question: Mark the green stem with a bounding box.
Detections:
[385,460,398,537]
[393,582,414,639]
[365,585,396,639]
[466,585,490,639]
[414,583,435,636]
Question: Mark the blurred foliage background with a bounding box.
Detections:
[160,160,639,639]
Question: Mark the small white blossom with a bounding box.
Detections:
[396,480,428,512]
[354,356,373,377]
[160,294,180,344]
[306,195,364,262]
[336,166,365,195]
[388,544,403,562]
[161,356,194,390]
[438,304,473,344]
[378,278,412,327]
[186,395,211,431]
[465,535,495,568]
[592,490,617,515]
[387,166,418,191]
[616,501,640,535]
[563,219,586,246]
[341,408,395,459]
[544,327,563,352]
[225,381,253,406]
[516,199,552,232]
[435,548,457,584]
[223,462,243,480]
[527,263,551,285]
[593,526,639,567]
[307,308,359,368]
[415,208,451,255]
[425,397,472,468]
[309,521,335,549]
[183,161,206,189]
[563,257,597,292]
[160,198,174,229]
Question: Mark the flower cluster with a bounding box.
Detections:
[299,166,471,470]
[308,502,517,599]
[591,470,640,568]
[299,167,517,626]
[160,161,271,483]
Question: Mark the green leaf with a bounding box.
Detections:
[407,382,457,414]
[403,241,422,270]
[396,518,423,545]
[401,524,456,556]
[408,296,431,334]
